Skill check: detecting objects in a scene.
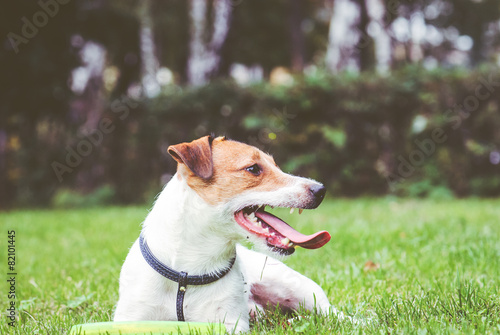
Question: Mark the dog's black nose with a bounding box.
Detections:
[309,184,326,206]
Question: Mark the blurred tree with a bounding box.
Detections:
[326,0,376,72]
[223,1,289,75]
[429,0,500,65]
[187,0,233,86]
[1,0,500,208]
[326,0,363,72]
[151,1,189,81]
[0,0,79,207]
[289,0,305,72]
[366,0,391,73]
[221,0,330,76]
[138,0,160,97]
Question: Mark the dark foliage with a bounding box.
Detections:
[3,67,498,207]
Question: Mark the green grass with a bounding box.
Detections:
[1,198,499,334]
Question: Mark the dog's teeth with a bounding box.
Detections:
[290,208,295,214]
[282,237,290,245]
[246,212,260,224]
[298,209,303,215]
[263,227,270,234]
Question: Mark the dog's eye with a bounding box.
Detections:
[245,164,262,176]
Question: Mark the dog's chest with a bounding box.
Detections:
[150,268,248,322]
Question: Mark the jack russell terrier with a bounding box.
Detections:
[114,135,341,332]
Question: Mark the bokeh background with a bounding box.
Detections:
[1,0,500,209]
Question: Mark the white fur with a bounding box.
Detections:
[114,172,339,333]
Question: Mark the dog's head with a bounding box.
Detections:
[168,135,330,256]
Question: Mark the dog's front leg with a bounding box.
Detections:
[237,245,347,319]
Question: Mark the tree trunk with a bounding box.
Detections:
[138,0,160,97]
[365,0,392,73]
[289,0,305,72]
[69,40,107,193]
[355,0,371,71]
[71,41,107,134]
[409,13,425,62]
[187,0,233,86]
[325,0,362,73]
[469,22,484,66]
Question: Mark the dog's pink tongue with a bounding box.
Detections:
[255,211,331,249]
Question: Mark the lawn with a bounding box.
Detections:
[1,198,499,334]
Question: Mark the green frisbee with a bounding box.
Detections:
[69,321,226,335]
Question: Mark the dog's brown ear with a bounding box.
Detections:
[168,135,214,179]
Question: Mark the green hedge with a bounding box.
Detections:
[9,66,500,207]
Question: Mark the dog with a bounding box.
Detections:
[114,135,341,332]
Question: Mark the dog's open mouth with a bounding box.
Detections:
[234,206,331,255]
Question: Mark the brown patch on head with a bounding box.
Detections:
[167,136,292,205]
